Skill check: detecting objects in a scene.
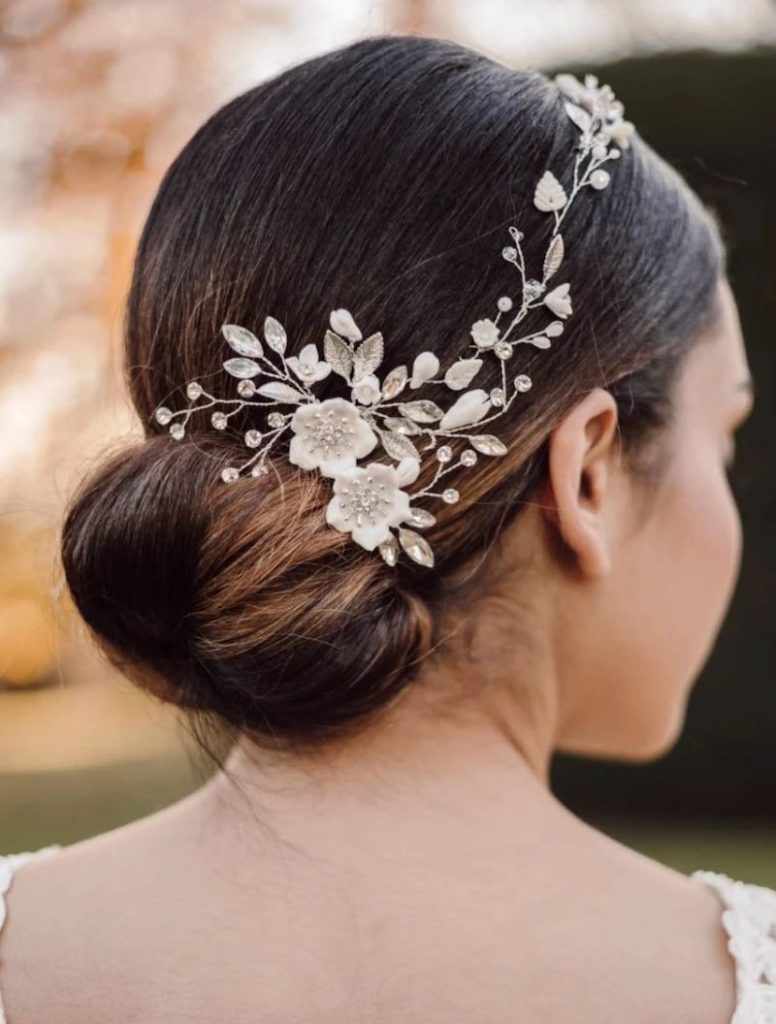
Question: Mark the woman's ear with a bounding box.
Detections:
[541,387,620,579]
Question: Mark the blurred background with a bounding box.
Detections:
[0,0,773,881]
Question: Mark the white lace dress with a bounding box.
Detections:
[1,846,774,1022]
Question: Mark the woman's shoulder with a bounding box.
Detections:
[691,869,776,1023]
[0,844,63,905]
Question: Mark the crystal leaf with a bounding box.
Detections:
[444,358,483,391]
[406,507,436,529]
[222,324,263,358]
[470,434,508,456]
[264,316,287,354]
[533,171,567,213]
[564,101,592,133]
[256,381,304,403]
[223,357,261,379]
[397,400,445,423]
[398,527,435,568]
[383,415,422,436]
[379,429,421,462]
[378,533,400,567]
[353,332,384,380]
[323,329,354,380]
[381,364,408,400]
[543,234,564,281]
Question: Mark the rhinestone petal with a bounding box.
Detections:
[470,435,508,456]
[398,528,435,568]
[378,533,400,567]
[406,507,436,529]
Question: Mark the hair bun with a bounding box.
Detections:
[61,434,435,746]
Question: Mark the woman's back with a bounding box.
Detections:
[1,742,771,1024]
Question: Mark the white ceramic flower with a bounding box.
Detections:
[470,318,500,349]
[351,372,382,405]
[329,308,362,342]
[544,283,573,319]
[289,397,378,477]
[286,343,331,384]
[325,460,415,551]
[604,119,635,149]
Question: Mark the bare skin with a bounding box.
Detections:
[1,277,754,1023]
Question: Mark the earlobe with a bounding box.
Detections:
[542,388,620,580]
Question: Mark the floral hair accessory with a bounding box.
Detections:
[153,73,633,569]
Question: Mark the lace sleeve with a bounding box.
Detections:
[693,869,776,1024]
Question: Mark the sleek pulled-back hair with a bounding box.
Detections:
[62,35,725,749]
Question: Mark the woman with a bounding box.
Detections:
[0,33,772,1024]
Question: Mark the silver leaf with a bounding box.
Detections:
[223,357,261,379]
[406,507,436,529]
[564,101,592,134]
[444,358,483,391]
[383,415,422,436]
[470,434,508,456]
[256,381,304,403]
[353,332,384,381]
[543,234,564,281]
[398,399,445,423]
[323,330,354,380]
[379,429,420,462]
[222,324,263,358]
[381,364,408,400]
[398,528,435,568]
[264,316,287,354]
[378,533,400,566]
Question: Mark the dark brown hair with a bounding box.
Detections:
[61,35,725,750]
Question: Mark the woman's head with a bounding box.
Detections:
[61,34,746,762]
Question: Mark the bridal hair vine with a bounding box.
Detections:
[153,73,634,569]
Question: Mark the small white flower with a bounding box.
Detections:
[351,372,382,405]
[286,343,331,384]
[329,308,362,342]
[289,397,378,477]
[439,388,491,430]
[325,461,413,551]
[544,283,573,319]
[604,119,635,149]
[470,318,500,349]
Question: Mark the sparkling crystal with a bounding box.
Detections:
[224,357,261,379]
[490,387,505,406]
[436,445,453,463]
[406,507,436,529]
[237,379,256,398]
[442,488,460,504]
[497,296,513,312]
[495,341,513,360]
[155,406,172,426]
[212,411,228,430]
[592,143,608,160]
[461,449,478,467]
[379,533,400,567]
[267,412,285,428]
[501,246,518,263]
[609,148,621,159]
[398,528,434,568]
[169,422,184,441]
[470,435,508,456]
[186,382,202,400]
[589,169,610,190]
[515,374,533,393]
[546,321,564,338]
[221,467,239,483]
[523,279,545,301]
[245,429,262,448]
